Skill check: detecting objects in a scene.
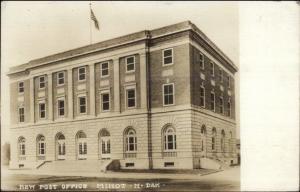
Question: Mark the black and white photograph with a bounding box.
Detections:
[1,1,299,192]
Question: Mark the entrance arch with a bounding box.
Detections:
[55,133,66,160]
[76,131,87,160]
[99,129,111,159]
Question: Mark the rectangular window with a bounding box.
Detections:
[79,96,86,114]
[126,89,136,108]
[125,163,135,167]
[101,93,110,111]
[39,143,45,155]
[39,76,45,89]
[101,62,109,77]
[18,82,24,93]
[200,85,205,107]
[58,99,65,117]
[126,56,135,72]
[210,62,215,76]
[219,97,224,114]
[163,48,173,65]
[227,99,231,117]
[19,107,25,122]
[199,53,204,69]
[212,137,215,150]
[219,69,223,82]
[163,83,175,106]
[227,75,231,88]
[210,92,215,111]
[164,162,175,167]
[78,67,86,81]
[20,144,25,155]
[57,71,65,85]
[39,103,46,119]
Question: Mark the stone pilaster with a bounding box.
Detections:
[89,64,96,116]
[67,69,74,119]
[30,77,35,123]
[140,52,147,110]
[113,57,120,113]
[47,73,53,121]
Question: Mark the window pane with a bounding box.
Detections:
[102,70,108,76]
[84,143,87,154]
[127,90,135,107]
[102,63,108,69]
[127,57,134,64]
[103,102,109,111]
[129,144,134,151]
[79,97,86,105]
[58,78,64,84]
[59,100,64,108]
[19,82,24,92]
[79,68,86,80]
[129,137,134,144]
[63,144,65,155]
[102,94,109,102]
[80,106,86,113]
[101,63,109,76]
[164,85,168,94]
[58,72,64,78]
[164,57,172,65]
[164,49,172,57]
[127,63,134,71]
[79,68,85,74]
[59,108,64,116]
[168,95,173,105]
[164,95,169,105]
[127,90,135,98]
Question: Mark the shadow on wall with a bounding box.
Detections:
[1,143,10,165]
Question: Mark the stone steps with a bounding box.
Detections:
[38,159,111,173]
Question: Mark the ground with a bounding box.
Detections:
[1,166,240,191]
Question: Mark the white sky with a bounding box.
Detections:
[1,1,239,144]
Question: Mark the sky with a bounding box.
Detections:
[1,1,239,144]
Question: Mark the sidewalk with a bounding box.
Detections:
[2,165,223,180]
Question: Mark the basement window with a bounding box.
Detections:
[164,162,174,167]
[125,163,135,167]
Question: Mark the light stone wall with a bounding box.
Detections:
[10,114,150,169]
[151,110,194,169]
[191,109,237,168]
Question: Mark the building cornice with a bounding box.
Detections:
[8,21,238,76]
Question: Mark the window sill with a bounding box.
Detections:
[100,75,109,79]
[56,84,65,88]
[162,63,174,67]
[78,79,86,83]
[163,103,175,107]
[125,70,135,74]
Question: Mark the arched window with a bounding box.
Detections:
[229,131,233,152]
[201,125,207,151]
[56,133,66,160]
[163,126,176,151]
[221,130,225,152]
[37,135,46,157]
[76,131,87,159]
[212,127,217,151]
[18,137,26,156]
[99,129,111,159]
[125,128,137,152]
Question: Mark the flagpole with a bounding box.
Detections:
[89,1,92,44]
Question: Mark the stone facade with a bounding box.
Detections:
[8,21,238,170]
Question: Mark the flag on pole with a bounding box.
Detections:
[90,8,99,30]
